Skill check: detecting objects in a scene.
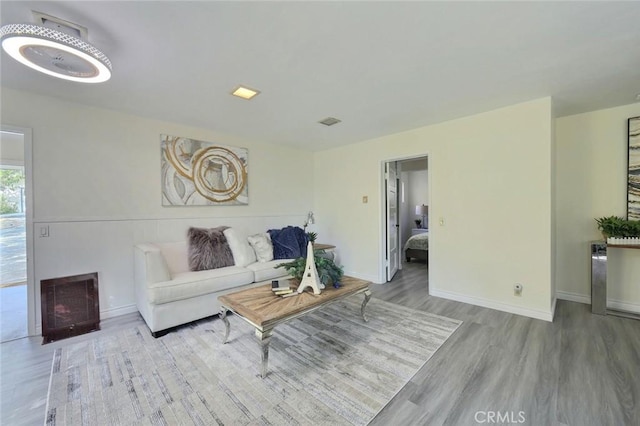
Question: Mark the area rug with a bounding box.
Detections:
[45,298,461,425]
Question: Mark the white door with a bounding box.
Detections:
[386,161,399,281]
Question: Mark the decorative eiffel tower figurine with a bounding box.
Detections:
[297,241,322,295]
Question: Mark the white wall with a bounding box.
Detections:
[1,88,314,330]
[314,98,555,320]
[556,102,640,313]
[407,169,428,224]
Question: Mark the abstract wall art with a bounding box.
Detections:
[161,134,248,206]
[628,116,640,220]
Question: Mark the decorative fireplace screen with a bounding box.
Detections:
[40,272,100,344]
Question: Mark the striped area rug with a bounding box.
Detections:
[45,297,461,425]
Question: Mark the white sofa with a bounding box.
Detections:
[134,238,292,337]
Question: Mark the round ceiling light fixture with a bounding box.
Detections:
[0,23,112,83]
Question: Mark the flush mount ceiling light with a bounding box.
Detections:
[231,85,260,100]
[0,16,112,83]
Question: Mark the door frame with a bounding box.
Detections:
[1,125,36,336]
[379,152,430,283]
[385,161,400,281]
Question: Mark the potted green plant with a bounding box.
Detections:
[595,216,640,239]
[306,231,318,243]
[596,216,624,239]
[276,249,344,288]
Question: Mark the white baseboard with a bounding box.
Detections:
[608,300,640,313]
[555,290,590,305]
[101,304,138,319]
[556,290,640,314]
[344,270,384,284]
[429,288,554,322]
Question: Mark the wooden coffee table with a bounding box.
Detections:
[218,275,372,378]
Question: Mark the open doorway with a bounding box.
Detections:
[382,155,429,286]
[0,127,34,341]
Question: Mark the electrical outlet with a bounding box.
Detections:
[514,283,523,296]
[362,196,368,203]
[40,226,49,238]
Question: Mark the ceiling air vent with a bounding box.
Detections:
[318,117,342,126]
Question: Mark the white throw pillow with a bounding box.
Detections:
[223,228,257,267]
[247,233,274,263]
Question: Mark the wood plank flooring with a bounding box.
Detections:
[1,260,638,425]
[369,261,640,426]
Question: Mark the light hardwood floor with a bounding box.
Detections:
[1,261,638,425]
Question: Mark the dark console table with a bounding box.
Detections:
[591,241,640,320]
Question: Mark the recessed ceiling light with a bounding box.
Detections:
[231,85,260,100]
[318,117,342,126]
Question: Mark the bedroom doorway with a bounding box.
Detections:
[382,155,429,284]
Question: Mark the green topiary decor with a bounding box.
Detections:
[276,249,344,288]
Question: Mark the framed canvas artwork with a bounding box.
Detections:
[161,134,248,206]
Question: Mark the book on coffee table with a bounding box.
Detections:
[271,279,291,292]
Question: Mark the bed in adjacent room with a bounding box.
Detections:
[404,231,429,262]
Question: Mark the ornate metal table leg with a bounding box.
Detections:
[256,328,274,378]
[361,289,372,322]
[219,308,230,343]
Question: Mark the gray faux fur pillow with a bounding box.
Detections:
[187,226,235,271]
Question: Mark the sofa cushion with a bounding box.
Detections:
[147,266,254,305]
[248,232,274,263]
[156,241,189,275]
[187,226,235,271]
[247,259,293,282]
[223,228,257,267]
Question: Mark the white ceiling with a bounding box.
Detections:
[1,1,640,151]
